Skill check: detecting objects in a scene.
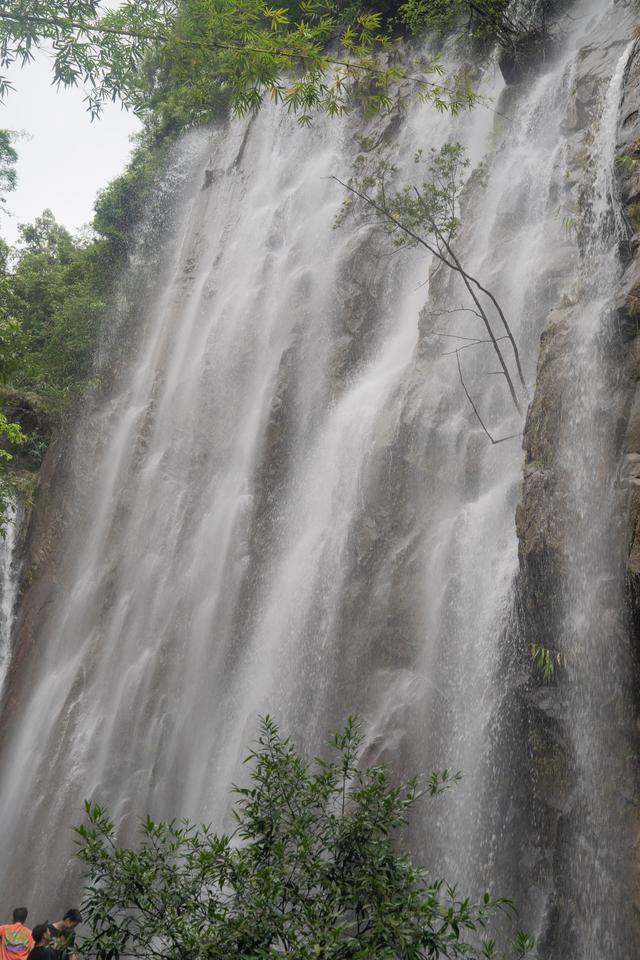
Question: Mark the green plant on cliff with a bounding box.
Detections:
[530,643,562,682]
[0,132,29,528]
[396,0,553,57]
[76,717,537,960]
[398,0,509,40]
[0,129,18,204]
[0,134,166,529]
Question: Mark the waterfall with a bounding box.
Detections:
[0,0,637,954]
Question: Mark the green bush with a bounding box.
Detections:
[76,717,537,960]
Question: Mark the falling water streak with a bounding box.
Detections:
[0,504,19,699]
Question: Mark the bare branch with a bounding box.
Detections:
[412,185,527,408]
[455,351,522,446]
[434,334,509,343]
[428,217,529,397]
[424,306,486,322]
[333,175,524,414]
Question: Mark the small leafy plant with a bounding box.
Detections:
[530,643,563,682]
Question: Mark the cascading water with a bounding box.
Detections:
[0,1,638,956]
[0,505,20,700]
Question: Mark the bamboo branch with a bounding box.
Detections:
[0,9,471,98]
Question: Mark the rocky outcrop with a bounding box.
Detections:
[515,23,640,955]
[497,0,568,86]
[516,304,572,645]
[517,33,640,645]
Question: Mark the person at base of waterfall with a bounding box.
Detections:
[47,912,81,960]
[0,908,33,960]
[27,925,59,960]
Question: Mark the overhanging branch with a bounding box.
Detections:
[455,351,522,445]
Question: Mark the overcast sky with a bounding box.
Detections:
[1,49,140,243]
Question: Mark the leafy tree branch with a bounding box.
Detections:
[0,1,479,122]
[75,717,538,960]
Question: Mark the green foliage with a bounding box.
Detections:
[0,206,115,534]
[0,0,478,129]
[0,1,176,115]
[0,130,17,203]
[337,140,471,250]
[0,410,26,536]
[0,126,166,534]
[0,131,27,532]
[76,717,537,960]
[3,210,106,414]
[626,202,640,233]
[615,154,638,174]
[397,0,508,43]
[93,140,160,258]
[530,644,562,682]
[397,0,460,38]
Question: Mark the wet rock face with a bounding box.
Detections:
[517,34,640,632]
[616,46,640,343]
[516,306,572,646]
[515,25,640,956]
[498,30,556,86]
[0,429,80,729]
[497,0,571,86]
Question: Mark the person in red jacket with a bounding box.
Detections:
[0,908,33,960]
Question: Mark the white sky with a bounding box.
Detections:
[1,49,141,243]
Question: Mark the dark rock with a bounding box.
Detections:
[202,167,222,190]
[499,31,557,86]
[617,41,640,208]
[616,256,640,339]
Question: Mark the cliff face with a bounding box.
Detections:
[516,26,640,622]
[618,44,640,615]
[514,20,640,954]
